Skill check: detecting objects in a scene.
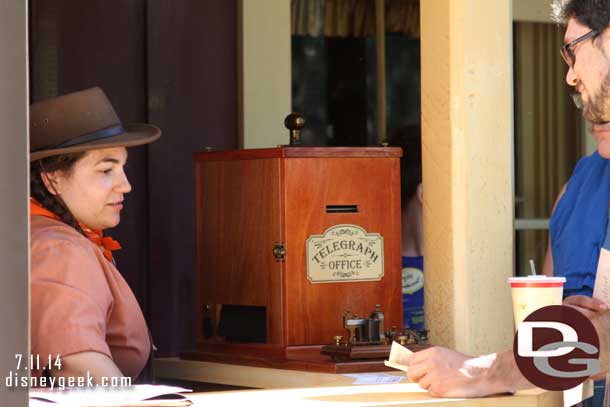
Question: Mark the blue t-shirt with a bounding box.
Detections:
[550,151,610,298]
[402,256,424,330]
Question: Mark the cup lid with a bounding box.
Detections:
[508,276,566,287]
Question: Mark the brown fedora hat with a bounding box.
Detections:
[30,87,160,161]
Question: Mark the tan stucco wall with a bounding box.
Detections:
[421,0,515,355]
[513,0,553,23]
[239,0,292,148]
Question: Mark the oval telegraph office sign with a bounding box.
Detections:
[306,224,384,283]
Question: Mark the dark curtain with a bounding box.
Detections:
[29,0,238,356]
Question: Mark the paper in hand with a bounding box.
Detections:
[384,360,409,372]
[593,248,610,304]
[384,341,413,372]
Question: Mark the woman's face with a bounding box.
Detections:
[44,147,131,230]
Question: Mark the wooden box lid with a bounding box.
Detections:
[193,146,402,162]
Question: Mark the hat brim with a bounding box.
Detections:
[30,123,161,162]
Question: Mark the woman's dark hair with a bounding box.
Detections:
[30,152,87,235]
[552,0,610,34]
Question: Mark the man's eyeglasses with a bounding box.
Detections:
[560,29,598,68]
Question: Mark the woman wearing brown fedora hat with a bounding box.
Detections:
[29,87,160,384]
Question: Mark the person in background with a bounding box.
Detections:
[400,0,610,403]
[389,125,425,332]
[29,87,160,383]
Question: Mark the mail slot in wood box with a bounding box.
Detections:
[191,146,403,358]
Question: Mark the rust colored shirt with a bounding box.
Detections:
[30,216,150,379]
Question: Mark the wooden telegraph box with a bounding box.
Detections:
[187,131,403,372]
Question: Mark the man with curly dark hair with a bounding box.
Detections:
[399,1,610,403]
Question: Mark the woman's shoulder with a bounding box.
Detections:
[30,216,93,253]
[30,216,110,287]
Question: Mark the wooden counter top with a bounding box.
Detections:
[154,358,591,406]
[154,357,391,388]
[186,383,561,406]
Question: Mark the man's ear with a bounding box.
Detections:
[40,172,61,196]
[416,183,423,206]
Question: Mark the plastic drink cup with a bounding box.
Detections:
[508,276,566,330]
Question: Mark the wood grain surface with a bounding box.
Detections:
[193,148,402,353]
[193,146,402,161]
[283,156,402,345]
[196,158,284,344]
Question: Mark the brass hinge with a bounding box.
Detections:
[273,243,286,262]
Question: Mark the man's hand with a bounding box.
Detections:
[406,347,533,398]
[563,295,608,318]
[407,347,505,397]
[590,311,610,376]
[563,296,610,378]
[407,347,475,397]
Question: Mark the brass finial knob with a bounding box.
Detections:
[284,113,305,145]
[398,335,408,346]
[333,335,343,346]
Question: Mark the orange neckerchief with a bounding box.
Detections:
[30,198,121,262]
